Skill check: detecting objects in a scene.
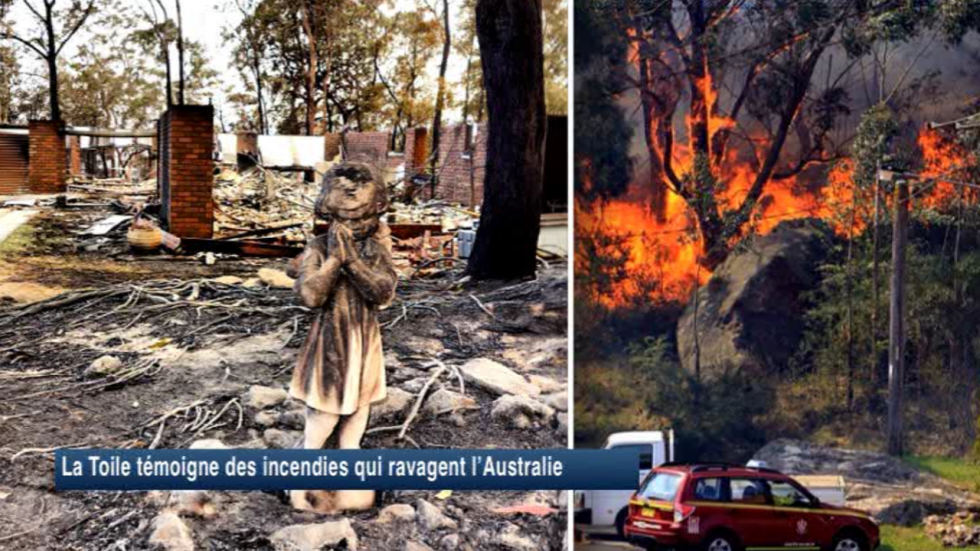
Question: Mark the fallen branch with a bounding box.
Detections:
[11,442,89,462]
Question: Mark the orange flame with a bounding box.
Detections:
[578,30,975,310]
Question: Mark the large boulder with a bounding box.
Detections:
[677,219,832,379]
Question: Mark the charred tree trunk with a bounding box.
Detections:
[42,1,60,121]
[301,3,318,136]
[175,0,185,105]
[429,0,451,198]
[467,0,546,280]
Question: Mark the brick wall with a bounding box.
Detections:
[345,131,389,164]
[404,127,428,177]
[342,131,406,177]
[28,120,67,193]
[68,135,82,177]
[406,123,487,207]
[159,105,215,238]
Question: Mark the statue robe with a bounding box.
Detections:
[290,223,397,415]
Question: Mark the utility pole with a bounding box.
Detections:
[886,175,909,456]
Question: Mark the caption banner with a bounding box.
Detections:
[55,448,639,491]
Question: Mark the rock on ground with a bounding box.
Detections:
[374,387,414,418]
[268,518,358,551]
[528,374,563,393]
[459,358,540,397]
[677,219,832,380]
[246,385,289,409]
[924,512,980,547]
[85,355,122,378]
[538,392,567,412]
[405,541,435,551]
[277,410,304,430]
[258,268,295,289]
[263,428,299,449]
[148,512,194,551]
[416,499,458,531]
[423,388,476,416]
[497,522,538,551]
[439,533,460,549]
[211,275,244,285]
[254,411,279,427]
[491,395,555,429]
[753,439,980,525]
[188,439,228,450]
[376,503,416,524]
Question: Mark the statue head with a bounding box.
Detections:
[314,162,388,237]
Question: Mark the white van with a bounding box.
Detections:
[574,430,675,538]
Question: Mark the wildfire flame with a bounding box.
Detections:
[578,107,970,310]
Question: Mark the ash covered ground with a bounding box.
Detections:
[0,207,568,551]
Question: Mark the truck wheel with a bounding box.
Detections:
[615,508,628,540]
[702,532,741,551]
[832,533,866,551]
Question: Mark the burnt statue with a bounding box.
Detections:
[288,162,397,513]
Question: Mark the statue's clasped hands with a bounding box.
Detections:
[327,222,358,267]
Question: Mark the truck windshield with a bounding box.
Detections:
[638,472,682,501]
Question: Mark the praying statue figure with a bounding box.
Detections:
[288,161,397,513]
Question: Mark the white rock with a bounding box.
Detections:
[377,503,416,524]
[254,411,279,427]
[373,387,414,418]
[246,385,288,409]
[188,439,228,450]
[405,541,435,551]
[242,277,263,289]
[538,392,568,412]
[85,355,122,377]
[491,395,555,429]
[528,375,563,393]
[148,512,194,551]
[423,388,476,416]
[459,358,540,397]
[268,519,358,551]
[498,523,537,551]
[259,268,295,289]
[440,533,460,550]
[416,499,458,531]
[401,377,428,394]
[211,275,244,285]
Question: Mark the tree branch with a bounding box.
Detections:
[732,27,835,229]
[1,30,47,58]
[22,0,45,24]
[55,0,96,56]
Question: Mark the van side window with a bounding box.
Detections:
[692,478,724,501]
[730,478,767,505]
[609,444,653,470]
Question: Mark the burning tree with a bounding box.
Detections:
[609,0,980,269]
